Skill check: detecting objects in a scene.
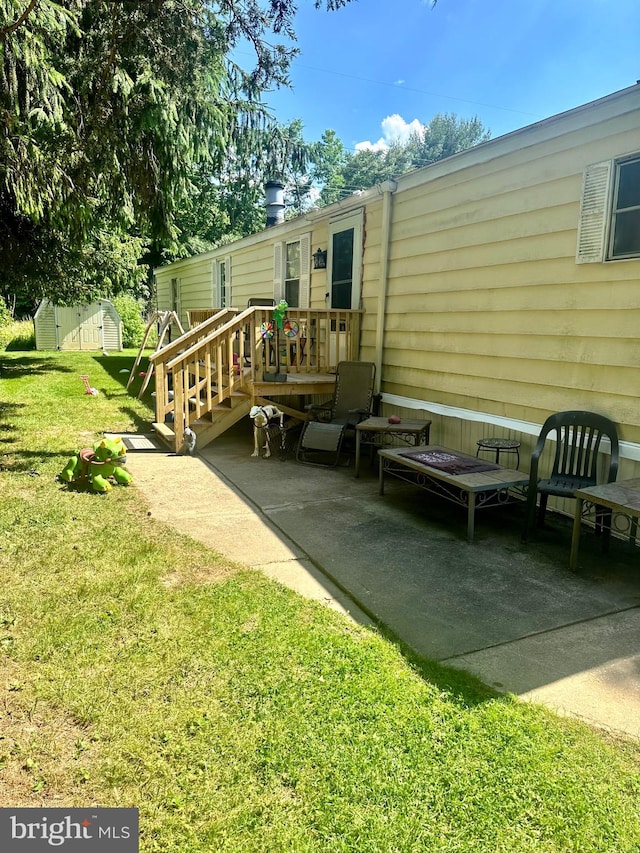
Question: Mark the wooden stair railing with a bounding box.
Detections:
[150,307,260,450]
[153,308,238,364]
[149,307,363,451]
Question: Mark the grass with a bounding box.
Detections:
[0,319,35,351]
[1,349,639,852]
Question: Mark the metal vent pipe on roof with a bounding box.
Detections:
[265,180,285,227]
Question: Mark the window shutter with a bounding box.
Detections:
[224,256,231,307]
[299,232,311,308]
[273,242,284,301]
[576,161,612,263]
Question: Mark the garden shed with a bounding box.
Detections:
[34,299,122,351]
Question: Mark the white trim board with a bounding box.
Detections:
[381,393,640,462]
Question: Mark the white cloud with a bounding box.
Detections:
[355,114,426,152]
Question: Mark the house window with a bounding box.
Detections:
[576,155,640,264]
[273,233,310,308]
[609,156,640,259]
[216,259,228,307]
[285,241,300,307]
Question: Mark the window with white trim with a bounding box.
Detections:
[576,155,640,263]
[273,233,310,307]
[285,241,300,306]
[609,156,640,259]
[215,258,230,307]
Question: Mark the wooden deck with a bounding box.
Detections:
[253,372,336,404]
[148,308,360,452]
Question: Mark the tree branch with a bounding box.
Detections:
[0,0,39,40]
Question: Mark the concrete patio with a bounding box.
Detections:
[123,421,640,739]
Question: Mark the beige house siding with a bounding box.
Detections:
[382,92,640,449]
[309,221,329,308]
[228,242,271,307]
[156,221,337,319]
[155,256,214,329]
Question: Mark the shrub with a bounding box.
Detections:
[112,294,146,348]
[0,320,36,351]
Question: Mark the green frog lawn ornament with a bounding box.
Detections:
[59,436,133,493]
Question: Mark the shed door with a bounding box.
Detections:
[80,303,102,348]
[57,304,103,350]
[57,306,82,350]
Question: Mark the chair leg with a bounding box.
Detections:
[295,421,310,464]
[537,493,548,528]
[522,487,538,542]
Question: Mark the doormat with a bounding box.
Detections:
[105,433,162,452]
[399,449,500,475]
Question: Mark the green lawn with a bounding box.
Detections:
[1,349,639,852]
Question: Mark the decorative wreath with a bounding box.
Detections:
[259,321,274,339]
[282,319,299,338]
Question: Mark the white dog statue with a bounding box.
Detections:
[250,404,284,458]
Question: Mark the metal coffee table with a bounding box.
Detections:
[378,445,528,541]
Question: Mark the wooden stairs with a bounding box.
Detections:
[146,305,363,453]
[153,389,252,452]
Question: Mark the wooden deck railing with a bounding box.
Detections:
[149,307,362,442]
[187,308,224,328]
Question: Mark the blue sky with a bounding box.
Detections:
[248,0,640,151]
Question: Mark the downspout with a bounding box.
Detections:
[374,179,397,395]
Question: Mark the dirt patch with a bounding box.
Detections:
[0,664,98,807]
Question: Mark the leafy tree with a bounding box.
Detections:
[112,293,147,348]
[147,117,314,268]
[339,142,413,196]
[406,114,491,165]
[311,129,347,207]
[0,0,356,313]
[265,119,315,218]
[321,113,491,198]
[0,294,11,326]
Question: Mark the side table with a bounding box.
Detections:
[355,417,432,478]
[570,478,640,570]
[476,437,521,468]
